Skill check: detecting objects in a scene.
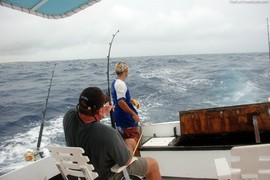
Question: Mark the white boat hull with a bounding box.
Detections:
[141,148,230,179]
[1,120,265,180]
[140,121,231,179]
[0,156,59,180]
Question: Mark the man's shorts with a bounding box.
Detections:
[118,127,140,142]
[108,157,148,180]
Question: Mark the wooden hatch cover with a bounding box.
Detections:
[179,102,270,135]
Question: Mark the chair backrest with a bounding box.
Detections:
[231,143,270,177]
[47,146,98,180]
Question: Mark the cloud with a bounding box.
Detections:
[0,0,269,62]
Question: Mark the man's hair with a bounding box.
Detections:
[78,87,104,115]
[115,61,128,75]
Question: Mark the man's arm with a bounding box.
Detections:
[118,99,139,122]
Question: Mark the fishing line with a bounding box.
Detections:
[267,18,270,63]
[106,30,120,129]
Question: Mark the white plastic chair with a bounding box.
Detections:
[214,143,270,180]
[47,146,140,180]
[111,157,141,180]
[47,146,98,180]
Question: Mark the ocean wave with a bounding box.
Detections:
[0,53,270,175]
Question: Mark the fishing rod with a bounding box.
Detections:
[107,30,119,129]
[36,63,56,151]
[267,18,270,63]
[25,64,56,161]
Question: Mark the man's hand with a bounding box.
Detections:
[118,99,140,122]
[102,102,114,118]
[132,114,140,123]
[131,98,140,109]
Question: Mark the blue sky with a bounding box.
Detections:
[0,0,270,63]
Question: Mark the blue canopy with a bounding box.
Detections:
[0,0,101,19]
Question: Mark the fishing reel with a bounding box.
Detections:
[24,148,47,161]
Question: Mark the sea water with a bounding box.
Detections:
[0,52,270,175]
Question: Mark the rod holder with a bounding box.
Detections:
[247,112,261,143]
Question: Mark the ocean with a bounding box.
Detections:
[0,52,270,175]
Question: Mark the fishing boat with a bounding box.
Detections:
[1,1,270,180]
[140,102,270,179]
[1,101,270,180]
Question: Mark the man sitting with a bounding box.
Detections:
[63,86,161,180]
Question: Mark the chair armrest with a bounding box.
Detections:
[111,157,138,173]
[214,158,232,180]
[259,169,270,180]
